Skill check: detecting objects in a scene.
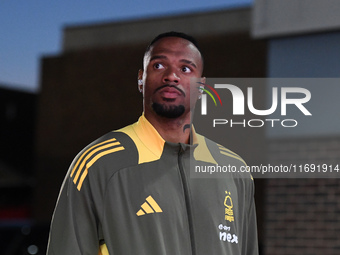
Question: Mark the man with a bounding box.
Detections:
[47,31,258,255]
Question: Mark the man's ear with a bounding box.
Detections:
[138,69,143,93]
[198,77,206,94]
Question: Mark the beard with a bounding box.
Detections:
[152,102,185,118]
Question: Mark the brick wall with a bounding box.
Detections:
[264,136,340,255]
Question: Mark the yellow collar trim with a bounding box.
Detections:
[118,114,165,164]
[118,114,216,165]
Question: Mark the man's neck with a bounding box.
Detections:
[145,112,191,144]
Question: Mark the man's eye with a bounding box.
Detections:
[181,66,191,73]
[154,63,164,69]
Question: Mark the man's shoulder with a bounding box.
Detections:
[196,134,254,180]
[87,128,136,151]
[71,128,139,173]
[87,127,139,158]
[66,126,139,191]
[196,134,246,166]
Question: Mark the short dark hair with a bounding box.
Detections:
[146,31,201,52]
[144,31,204,67]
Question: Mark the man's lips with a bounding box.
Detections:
[161,87,182,98]
[155,85,186,98]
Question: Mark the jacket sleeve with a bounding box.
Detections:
[46,159,101,255]
[242,178,259,255]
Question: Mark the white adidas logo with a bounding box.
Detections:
[136,195,163,216]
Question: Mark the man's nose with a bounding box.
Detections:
[163,68,180,84]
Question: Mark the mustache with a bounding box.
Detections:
[155,84,186,97]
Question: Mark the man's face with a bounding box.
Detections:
[140,37,204,119]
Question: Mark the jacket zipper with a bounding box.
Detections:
[178,146,196,255]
